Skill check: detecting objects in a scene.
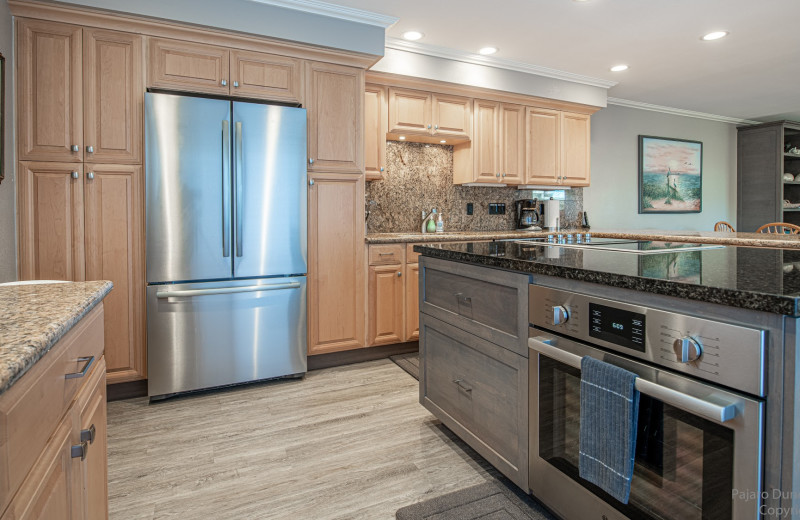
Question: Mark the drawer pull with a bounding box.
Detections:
[71,441,89,461]
[453,379,473,393]
[454,293,472,306]
[65,356,95,379]
[80,425,96,444]
[379,252,395,256]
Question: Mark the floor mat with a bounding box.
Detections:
[390,352,419,380]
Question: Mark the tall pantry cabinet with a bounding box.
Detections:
[16,19,146,384]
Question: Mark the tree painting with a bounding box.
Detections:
[639,136,702,213]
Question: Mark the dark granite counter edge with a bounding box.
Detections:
[414,246,800,317]
[0,282,113,395]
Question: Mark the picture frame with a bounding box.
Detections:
[0,53,4,185]
[638,135,703,214]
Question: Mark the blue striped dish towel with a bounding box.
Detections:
[579,356,640,504]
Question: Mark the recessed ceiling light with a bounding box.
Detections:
[702,31,729,41]
[440,140,447,143]
[402,31,424,41]
[399,136,406,140]
[610,64,629,72]
[478,47,498,55]
[573,0,591,2]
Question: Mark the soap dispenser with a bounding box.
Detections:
[426,209,438,233]
[435,212,444,233]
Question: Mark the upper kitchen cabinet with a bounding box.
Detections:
[305,61,364,174]
[148,38,230,95]
[230,50,302,103]
[17,19,83,163]
[524,108,590,187]
[84,29,143,164]
[454,100,524,185]
[388,87,471,141]
[365,84,388,180]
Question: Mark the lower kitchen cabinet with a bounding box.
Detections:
[367,263,405,346]
[308,173,366,354]
[420,313,528,490]
[404,262,419,341]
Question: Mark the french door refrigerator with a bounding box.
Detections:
[145,92,307,399]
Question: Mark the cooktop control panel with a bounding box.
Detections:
[529,285,767,396]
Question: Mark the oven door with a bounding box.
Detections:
[528,330,764,520]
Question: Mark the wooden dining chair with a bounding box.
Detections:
[714,221,735,232]
[756,222,800,234]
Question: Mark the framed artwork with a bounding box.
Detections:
[639,135,702,213]
[0,53,4,184]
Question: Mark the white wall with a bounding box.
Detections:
[584,104,737,231]
[0,0,15,282]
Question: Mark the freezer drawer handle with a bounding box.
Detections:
[528,336,739,425]
[156,282,301,299]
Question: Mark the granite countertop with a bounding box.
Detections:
[415,241,800,316]
[0,281,113,395]
[368,229,800,249]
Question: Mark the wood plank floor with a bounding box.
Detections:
[107,359,495,519]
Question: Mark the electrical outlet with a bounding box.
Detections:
[488,203,506,215]
[466,203,474,215]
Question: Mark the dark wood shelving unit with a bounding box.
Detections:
[738,120,800,231]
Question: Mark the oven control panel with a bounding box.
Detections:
[529,285,767,397]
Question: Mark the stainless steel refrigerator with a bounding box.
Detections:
[145,92,307,399]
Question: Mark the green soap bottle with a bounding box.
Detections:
[426,209,437,233]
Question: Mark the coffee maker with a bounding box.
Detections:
[515,199,542,230]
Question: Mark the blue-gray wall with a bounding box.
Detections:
[584,104,737,231]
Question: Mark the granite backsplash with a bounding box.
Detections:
[365,141,584,233]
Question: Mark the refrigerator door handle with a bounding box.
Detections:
[222,120,231,258]
[234,121,244,258]
[156,282,301,299]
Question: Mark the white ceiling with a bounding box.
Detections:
[318,0,800,122]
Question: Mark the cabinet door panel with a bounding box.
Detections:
[17,162,85,281]
[405,263,420,342]
[562,112,591,187]
[84,165,145,383]
[17,19,83,162]
[388,88,430,135]
[230,50,302,103]
[364,84,387,180]
[148,38,229,95]
[84,29,143,164]
[432,94,471,138]
[305,62,363,173]
[500,104,525,185]
[368,264,404,346]
[526,107,560,185]
[75,358,108,520]
[473,100,500,183]
[308,174,365,354]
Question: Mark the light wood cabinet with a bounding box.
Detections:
[364,84,388,181]
[84,164,145,384]
[230,50,302,103]
[404,262,420,342]
[368,264,405,346]
[148,38,230,95]
[17,162,86,282]
[83,29,143,164]
[525,108,590,187]
[308,173,366,355]
[0,306,107,520]
[17,19,83,163]
[305,61,364,174]
[388,87,471,140]
[472,100,500,183]
[454,101,524,185]
[500,104,526,185]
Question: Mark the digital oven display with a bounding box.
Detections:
[588,303,646,352]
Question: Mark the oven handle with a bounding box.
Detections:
[529,336,739,425]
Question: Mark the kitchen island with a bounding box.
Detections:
[415,240,800,520]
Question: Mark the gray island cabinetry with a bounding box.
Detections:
[418,256,530,489]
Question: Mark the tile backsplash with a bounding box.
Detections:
[365,141,584,233]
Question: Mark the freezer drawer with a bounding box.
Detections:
[147,277,307,397]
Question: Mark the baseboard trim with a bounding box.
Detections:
[308,342,419,371]
[108,379,148,401]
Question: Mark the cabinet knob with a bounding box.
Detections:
[434,125,439,130]
[221,79,228,86]
[86,145,94,153]
[233,81,239,88]
[496,172,500,178]
[397,271,402,277]
[502,173,507,178]
[80,425,96,444]
[71,145,79,152]
[87,172,95,180]
[71,441,89,461]
[308,158,314,165]
[71,171,79,179]
[427,124,432,129]
[309,179,314,186]
[380,167,385,172]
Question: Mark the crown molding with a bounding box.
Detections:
[384,38,617,90]
[247,0,398,28]
[607,97,761,125]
